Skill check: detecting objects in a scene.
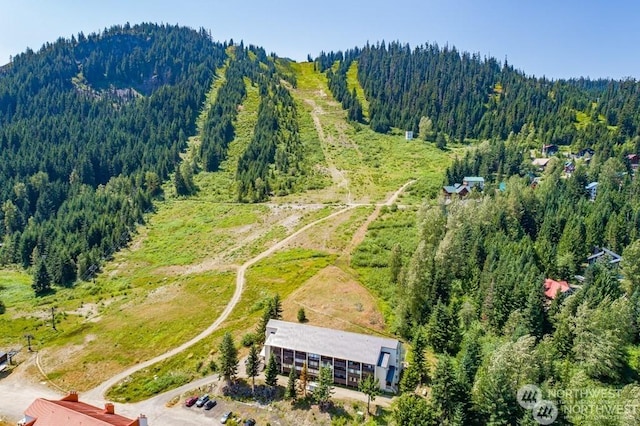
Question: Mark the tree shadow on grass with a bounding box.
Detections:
[290,396,312,411]
[327,402,354,423]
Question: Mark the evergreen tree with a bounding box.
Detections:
[430,356,467,424]
[622,239,640,295]
[297,307,307,322]
[436,132,447,150]
[399,362,422,393]
[218,332,238,384]
[256,294,283,343]
[265,352,279,388]
[32,260,51,295]
[426,301,460,354]
[572,300,631,382]
[358,375,381,415]
[314,365,335,409]
[389,243,403,284]
[256,308,271,344]
[245,344,260,393]
[522,283,547,340]
[472,336,539,424]
[459,329,483,386]
[173,164,189,196]
[552,312,575,357]
[285,366,297,400]
[270,294,283,319]
[412,326,429,384]
[392,394,436,425]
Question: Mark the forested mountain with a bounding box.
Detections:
[318,42,640,155]
[196,43,313,202]
[4,23,640,424]
[320,44,640,424]
[0,23,227,288]
[0,24,320,289]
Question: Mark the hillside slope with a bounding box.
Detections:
[0,23,227,286]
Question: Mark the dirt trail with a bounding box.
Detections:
[83,177,413,404]
[83,203,359,403]
[305,97,352,203]
[1,63,416,423]
[345,180,415,260]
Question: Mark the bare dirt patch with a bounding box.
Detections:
[66,302,106,321]
[282,265,385,334]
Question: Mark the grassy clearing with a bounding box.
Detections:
[107,248,335,402]
[187,76,261,203]
[43,270,235,391]
[0,269,51,347]
[1,53,456,406]
[574,108,615,131]
[124,201,267,267]
[285,62,454,205]
[281,263,388,336]
[351,206,421,326]
[346,60,369,120]
[283,206,373,254]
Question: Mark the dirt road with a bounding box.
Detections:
[1,180,413,424]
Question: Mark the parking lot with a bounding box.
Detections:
[181,396,259,424]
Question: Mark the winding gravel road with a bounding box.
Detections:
[0,181,413,424]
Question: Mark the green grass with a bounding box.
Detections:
[0,269,97,348]
[286,62,454,205]
[574,108,616,131]
[107,248,335,402]
[346,60,369,120]
[128,201,267,266]
[351,207,420,326]
[0,56,457,401]
[46,270,236,391]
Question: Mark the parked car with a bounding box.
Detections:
[220,411,232,424]
[185,396,198,407]
[195,394,210,408]
[204,399,217,410]
[244,419,256,426]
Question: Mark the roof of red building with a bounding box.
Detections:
[544,278,571,299]
[23,397,139,426]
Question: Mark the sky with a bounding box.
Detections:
[0,0,639,80]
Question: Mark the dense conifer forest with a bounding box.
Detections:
[0,23,227,288]
[319,42,640,152]
[319,43,640,424]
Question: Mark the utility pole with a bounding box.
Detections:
[24,334,34,352]
[51,306,56,330]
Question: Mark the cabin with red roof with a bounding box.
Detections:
[19,391,147,426]
[544,278,573,300]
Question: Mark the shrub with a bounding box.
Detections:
[297,307,307,323]
[241,332,257,347]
